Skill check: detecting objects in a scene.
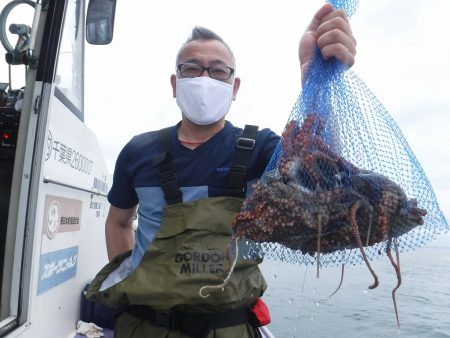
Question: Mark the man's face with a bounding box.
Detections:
[171,39,240,100]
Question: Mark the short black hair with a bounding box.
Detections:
[175,26,235,67]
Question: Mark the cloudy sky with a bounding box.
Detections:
[84,0,449,245]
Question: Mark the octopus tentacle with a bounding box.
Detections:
[316,216,322,278]
[349,201,379,289]
[199,238,240,299]
[386,239,401,328]
[328,264,345,298]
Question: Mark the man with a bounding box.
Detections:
[88,4,357,337]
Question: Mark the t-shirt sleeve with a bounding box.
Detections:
[257,128,280,174]
[107,139,139,209]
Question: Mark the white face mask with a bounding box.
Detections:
[176,77,233,125]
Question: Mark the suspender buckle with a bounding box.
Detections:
[236,137,255,150]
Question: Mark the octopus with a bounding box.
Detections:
[231,113,427,327]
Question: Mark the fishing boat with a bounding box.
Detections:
[0,1,115,336]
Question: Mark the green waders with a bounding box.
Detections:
[87,197,267,338]
[87,125,268,338]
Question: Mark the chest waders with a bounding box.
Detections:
[87,126,268,338]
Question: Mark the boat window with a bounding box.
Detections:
[54,0,84,121]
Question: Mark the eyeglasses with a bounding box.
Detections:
[177,63,235,81]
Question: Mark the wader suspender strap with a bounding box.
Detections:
[152,127,183,205]
[154,125,258,203]
[225,124,259,198]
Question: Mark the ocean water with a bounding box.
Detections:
[259,245,450,338]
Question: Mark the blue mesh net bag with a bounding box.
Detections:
[232,0,448,265]
[214,0,449,325]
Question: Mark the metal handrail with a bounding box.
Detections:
[42,175,107,197]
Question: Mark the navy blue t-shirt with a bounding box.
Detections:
[108,121,279,268]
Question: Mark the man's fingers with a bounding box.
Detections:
[315,8,356,66]
[320,43,356,66]
[301,3,357,79]
[317,28,356,58]
[320,8,350,26]
[316,15,355,45]
[306,3,335,32]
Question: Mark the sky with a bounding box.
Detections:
[84,0,450,246]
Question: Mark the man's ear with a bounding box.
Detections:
[170,74,177,98]
[232,77,241,101]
